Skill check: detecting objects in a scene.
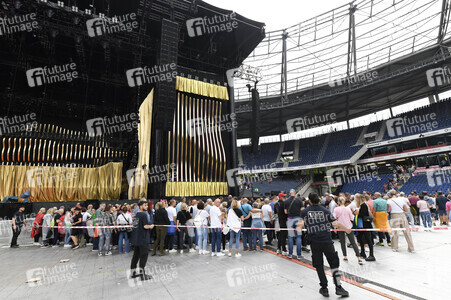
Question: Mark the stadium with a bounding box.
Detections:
[0,0,450,299]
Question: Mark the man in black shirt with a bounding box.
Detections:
[70,207,83,249]
[130,199,155,281]
[284,189,303,259]
[11,205,27,248]
[275,192,288,255]
[297,193,350,298]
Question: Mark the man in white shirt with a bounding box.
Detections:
[387,190,414,252]
[205,199,213,214]
[262,199,274,245]
[166,199,177,253]
[210,199,224,256]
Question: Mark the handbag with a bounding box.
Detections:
[118,214,133,233]
[167,221,176,235]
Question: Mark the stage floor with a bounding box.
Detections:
[0,220,446,300]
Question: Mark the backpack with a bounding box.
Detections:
[194,210,203,227]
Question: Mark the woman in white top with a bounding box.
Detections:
[387,190,415,252]
[117,207,133,253]
[250,202,265,251]
[227,200,244,257]
[195,200,210,255]
[64,210,72,247]
[417,195,432,230]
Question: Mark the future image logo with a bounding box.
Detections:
[226,264,277,287]
[86,13,138,37]
[125,64,177,87]
[426,169,451,187]
[26,63,78,87]
[186,13,238,37]
[286,113,337,133]
[386,113,438,138]
[426,66,451,87]
[328,71,378,87]
[327,166,377,188]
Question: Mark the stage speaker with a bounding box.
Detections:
[250,88,260,154]
[155,18,179,131]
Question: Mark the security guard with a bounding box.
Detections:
[297,193,350,297]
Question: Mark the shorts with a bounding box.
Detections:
[437,210,447,217]
[71,228,81,236]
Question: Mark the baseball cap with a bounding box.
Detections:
[400,192,405,196]
[278,192,287,198]
[289,189,296,194]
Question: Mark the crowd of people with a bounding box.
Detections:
[8,188,450,297]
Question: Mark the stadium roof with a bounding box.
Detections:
[233,0,451,138]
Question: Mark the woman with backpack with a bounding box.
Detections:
[117,206,133,253]
[355,193,376,262]
[176,203,194,253]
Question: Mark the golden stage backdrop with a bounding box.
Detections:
[0,162,122,202]
[165,77,229,196]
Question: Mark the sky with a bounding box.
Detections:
[204,0,450,145]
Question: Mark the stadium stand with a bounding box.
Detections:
[340,174,393,194]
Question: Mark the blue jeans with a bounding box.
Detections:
[93,236,99,250]
[99,230,112,254]
[197,227,208,251]
[229,229,241,250]
[252,229,263,250]
[287,217,302,256]
[64,228,72,245]
[211,228,222,253]
[118,231,130,253]
[420,211,432,228]
[242,218,252,249]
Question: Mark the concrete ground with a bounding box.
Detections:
[0,219,447,300]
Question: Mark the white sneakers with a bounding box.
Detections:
[168,249,177,253]
[216,252,225,257]
[211,252,216,257]
[64,244,72,248]
[228,252,232,257]
[198,250,209,255]
[189,248,196,253]
[235,253,242,257]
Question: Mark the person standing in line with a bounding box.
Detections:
[52,208,63,248]
[165,199,177,253]
[41,208,54,248]
[284,189,303,260]
[334,197,363,265]
[261,199,274,245]
[195,200,210,255]
[355,194,375,261]
[189,199,198,249]
[240,198,252,251]
[70,207,83,250]
[152,202,170,256]
[11,205,27,248]
[130,199,155,281]
[227,199,244,257]
[176,203,195,253]
[210,199,224,257]
[297,193,350,297]
[399,192,414,227]
[275,193,288,255]
[372,192,391,246]
[93,203,106,251]
[387,190,415,252]
[117,206,133,253]
[31,208,45,246]
[417,195,432,230]
[408,192,420,225]
[221,201,229,253]
[436,191,449,225]
[250,202,265,252]
[98,205,115,255]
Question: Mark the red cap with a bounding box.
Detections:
[278,192,287,198]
